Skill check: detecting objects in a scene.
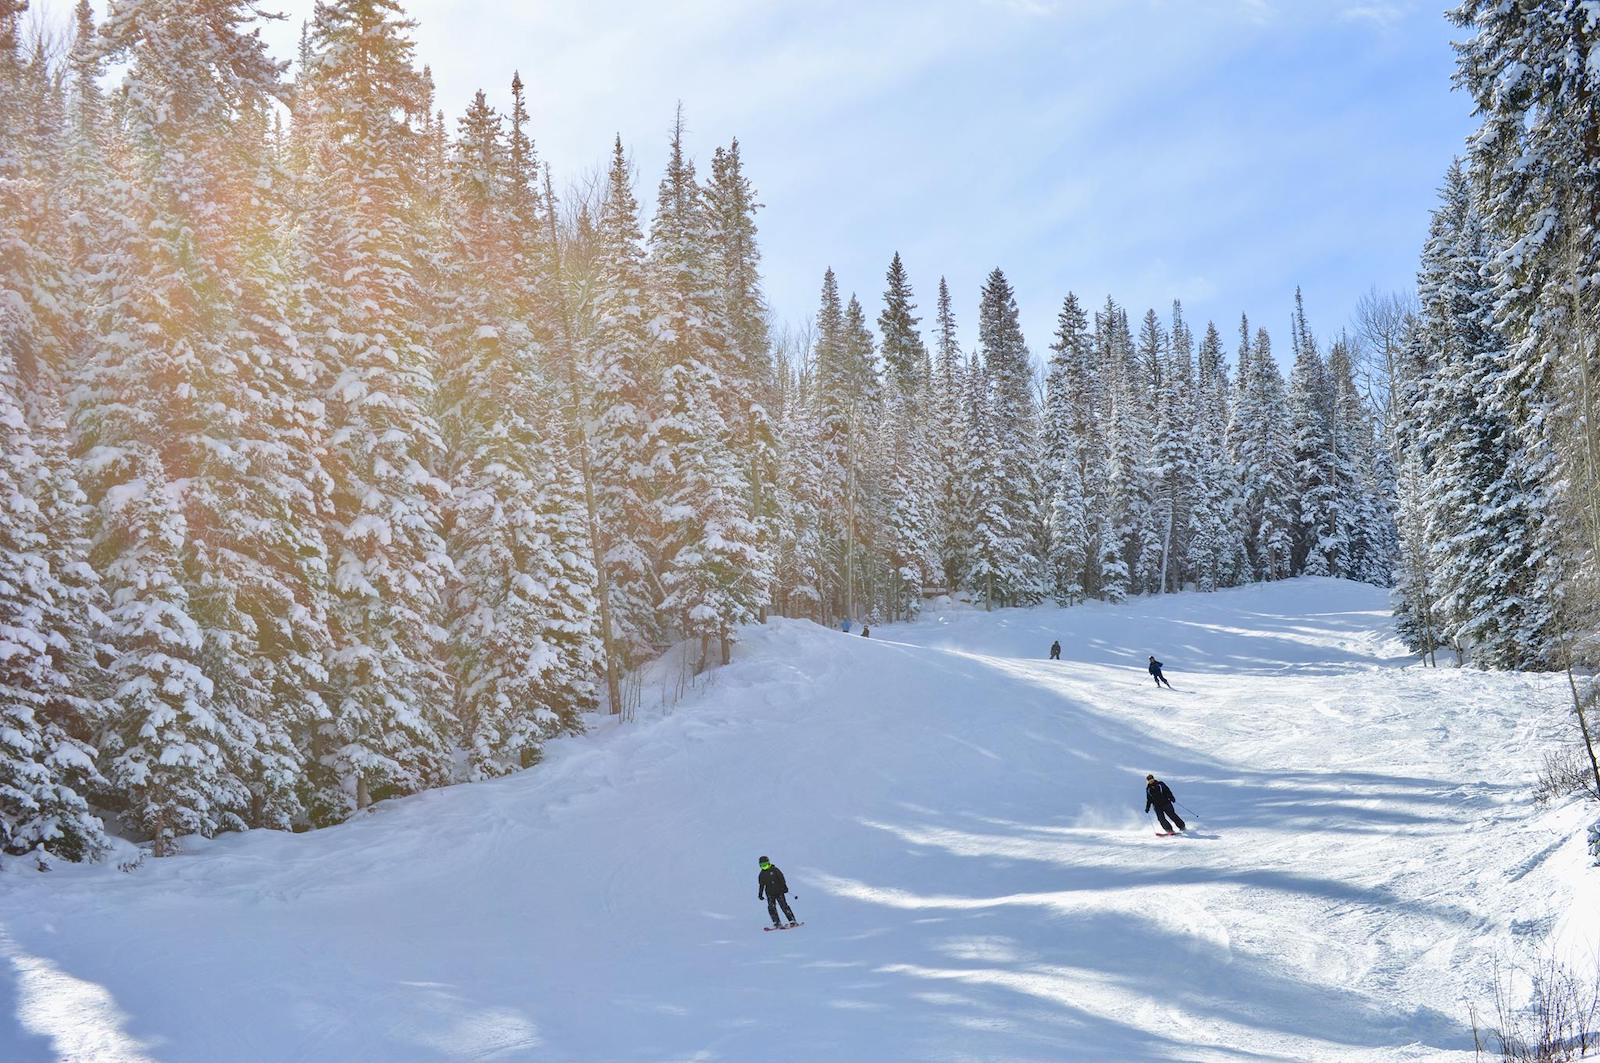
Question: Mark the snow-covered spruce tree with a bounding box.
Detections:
[1153,302,1203,593]
[648,112,768,665]
[436,89,598,777]
[1043,294,1090,604]
[961,356,1014,610]
[585,136,663,663]
[877,254,937,619]
[975,268,1043,605]
[0,302,107,859]
[1453,0,1600,665]
[839,293,889,618]
[1405,162,1551,668]
[1327,336,1394,588]
[810,272,881,621]
[214,100,341,830]
[1054,292,1109,600]
[774,367,826,620]
[1189,320,1248,591]
[929,276,970,594]
[57,0,114,394]
[656,355,765,668]
[1286,290,1350,578]
[71,0,321,847]
[296,0,455,815]
[0,2,69,392]
[1093,300,1138,602]
[1229,324,1296,581]
[706,138,782,611]
[1103,306,1159,595]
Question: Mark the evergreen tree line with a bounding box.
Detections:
[0,0,1394,863]
[774,270,1396,628]
[1391,1,1600,672]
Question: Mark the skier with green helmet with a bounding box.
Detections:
[758,855,798,929]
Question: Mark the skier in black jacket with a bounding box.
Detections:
[1049,640,1061,660]
[1148,655,1173,688]
[1144,774,1186,833]
[758,856,798,928]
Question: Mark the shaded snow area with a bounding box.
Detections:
[3,577,1597,1062]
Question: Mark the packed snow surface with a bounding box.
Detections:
[3,577,1595,1062]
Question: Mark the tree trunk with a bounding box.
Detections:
[1568,667,1600,801]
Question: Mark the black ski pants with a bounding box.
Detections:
[1152,800,1185,832]
[1049,648,1060,660]
[1152,669,1172,689]
[766,893,795,926]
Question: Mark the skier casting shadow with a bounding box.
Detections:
[759,856,799,929]
[1144,774,1186,834]
[1148,655,1173,689]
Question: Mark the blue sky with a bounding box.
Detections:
[55,0,1474,365]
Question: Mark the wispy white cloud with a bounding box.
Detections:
[1339,2,1412,28]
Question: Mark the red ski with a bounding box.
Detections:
[1155,831,1177,837]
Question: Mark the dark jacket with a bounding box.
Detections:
[758,864,789,899]
[1145,779,1176,811]
[1050,641,1061,654]
[1148,658,1163,675]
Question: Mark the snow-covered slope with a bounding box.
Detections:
[2,577,1594,1062]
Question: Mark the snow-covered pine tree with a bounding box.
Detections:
[961,356,1011,610]
[774,363,826,620]
[1188,321,1247,590]
[975,269,1043,605]
[840,293,887,618]
[1094,300,1137,601]
[648,111,768,664]
[879,253,927,399]
[1286,289,1349,577]
[216,99,340,830]
[1406,162,1551,668]
[71,0,319,846]
[436,89,599,776]
[297,0,455,815]
[1153,302,1203,592]
[929,277,970,595]
[1326,336,1392,587]
[1118,308,1165,594]
[1229,325,1296,581]
[1053,293,1106,600]
[705,139,781,621]
[0,301,106,861]
[876,254,936,619]
[57,0,113,394]
[585,137,663,663]
[1043,295,1090,604]
[1453,0,1600,664]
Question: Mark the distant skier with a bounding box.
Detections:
[1148,655,1173,689]
[841,618,852,633]
[861,626,870,638]
[758,856,798,928]
[1144,774,1186,834]
[1049,640,1061,661]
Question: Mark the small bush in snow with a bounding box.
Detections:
[1474,954,1600,1062]
[1535,747,1600,806]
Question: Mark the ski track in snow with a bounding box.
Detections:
[1,577,1596,1062]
